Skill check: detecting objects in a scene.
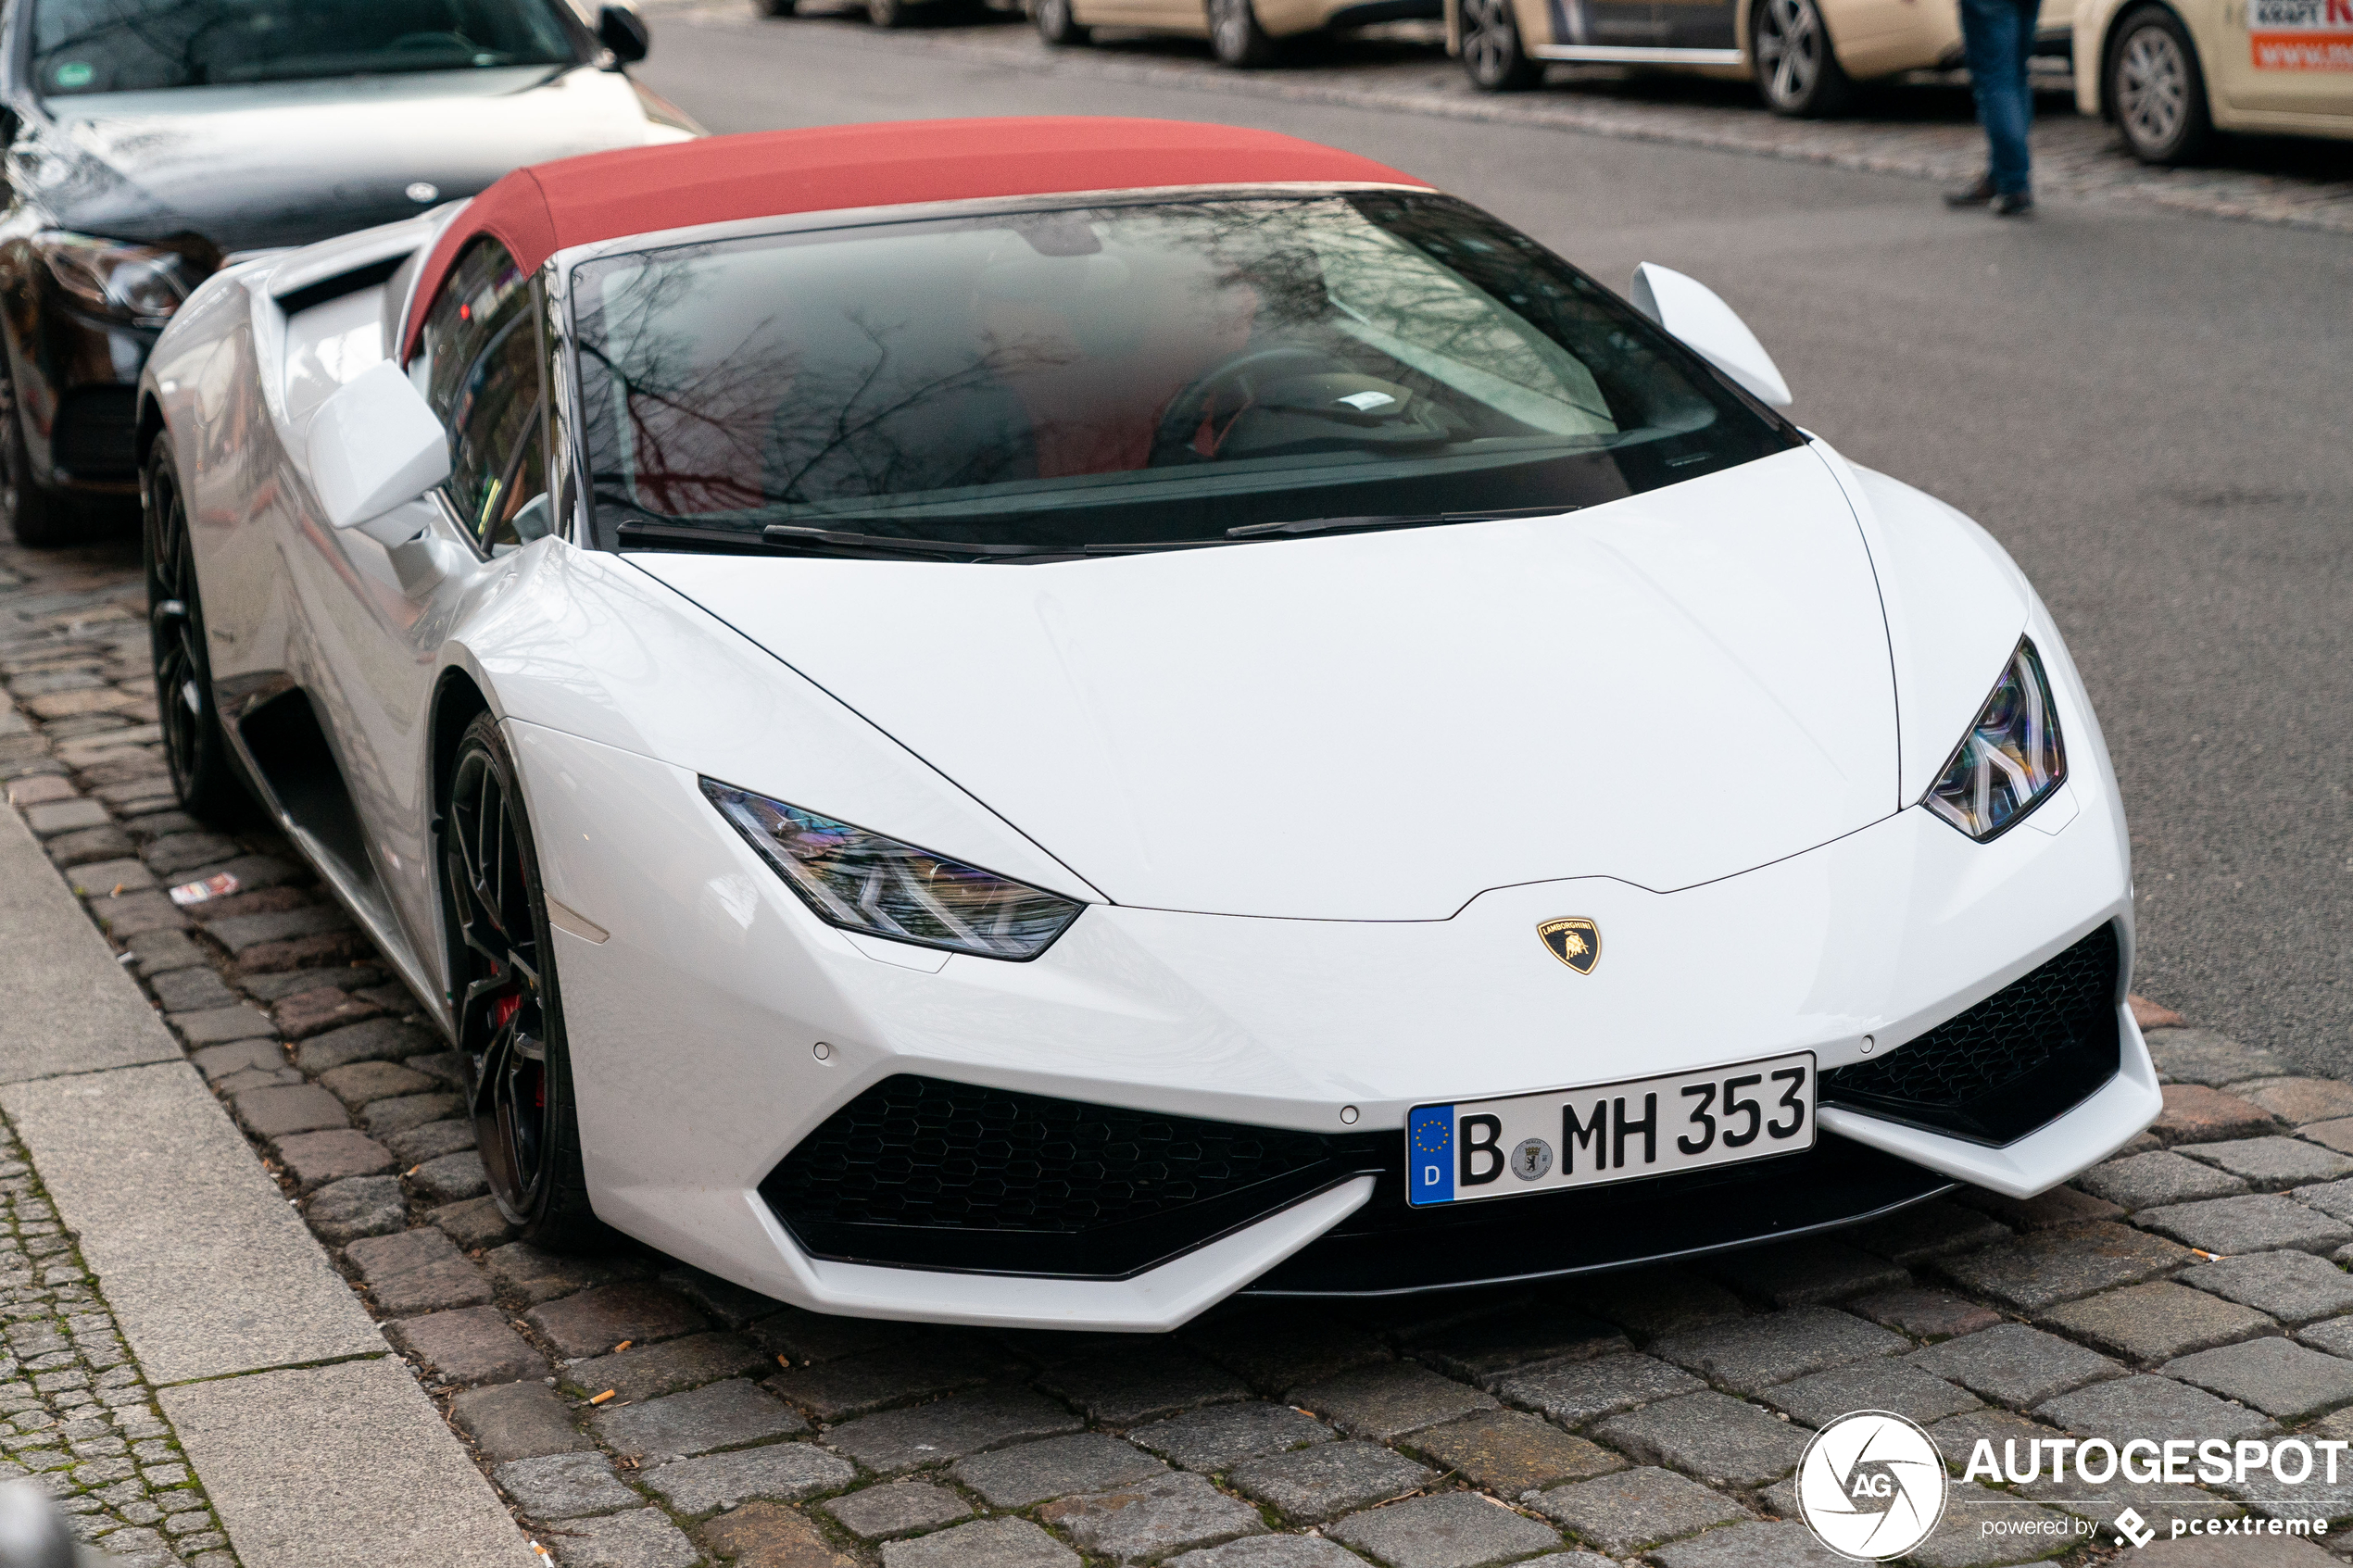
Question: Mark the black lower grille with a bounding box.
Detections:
[763,1075,1379,1278]
[1821,922,2122,1146]
[52,387,138,483]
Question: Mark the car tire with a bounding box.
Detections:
[1033,0,1089,40]
[868,0,913,24]
[1,371,75,547]
[1752,0,1854,117]
[2108,5,2213,165]
[1459,0,1542,91]
[443,712,610,1252]
[142,443,247,822]
[753,0,796,14]
[1209,0,1281,66]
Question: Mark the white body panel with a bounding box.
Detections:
[511,697,2141,1325]
[635,445,1901,919]
[144,194,2148,1332]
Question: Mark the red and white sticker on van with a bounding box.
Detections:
[2251,0,2353,70]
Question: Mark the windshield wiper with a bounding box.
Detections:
[761,525,1064,558]
[614,518,1064,559]
[1227,505,1579,540]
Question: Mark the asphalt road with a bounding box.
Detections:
[637,10,2353,1073]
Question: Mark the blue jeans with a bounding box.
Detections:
[1960,0,2042,194]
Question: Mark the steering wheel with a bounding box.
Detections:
[1151,345,1343,465]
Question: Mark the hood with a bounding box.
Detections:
[635,446,1902,921]
[14,66,691,255]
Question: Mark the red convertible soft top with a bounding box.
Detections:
[399,117,1428,360]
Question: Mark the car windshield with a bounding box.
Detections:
[31,0,581,94]
[573,193,1799,558]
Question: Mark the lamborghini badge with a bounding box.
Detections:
[1538,917,1601,974]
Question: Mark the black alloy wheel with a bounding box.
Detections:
[2109,6,2213,164]
[1208,0,1280,66]
[444,712,605,1249]
[1459,0,1542,91]
[1753,0,1854,116]
[142,444,245,820]
[1,370,74,547]
[1033,0,1090,43]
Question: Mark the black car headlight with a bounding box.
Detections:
[35,232,197,326]
[1922,637,2068,841]
[702,779,1082,960]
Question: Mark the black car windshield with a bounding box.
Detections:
[573,193,1800,558]
[31,0,580,94]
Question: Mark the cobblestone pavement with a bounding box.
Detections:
[0,1123,234,1567]
[16,530,2353,1567]
[648,0,2353,235]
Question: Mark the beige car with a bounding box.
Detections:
[2076,0,2353,160]
[1444,0,2073,114]
[1030,0,1444,66]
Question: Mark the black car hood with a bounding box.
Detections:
[13,65,691,256]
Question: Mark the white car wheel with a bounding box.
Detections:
[1753,0,1853,117]
[1460,0,1543,90]
[1209,0,1279,67]
[1034,0,1089,44]
[2111,7,2213,164]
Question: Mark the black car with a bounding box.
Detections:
[0,0,697,544]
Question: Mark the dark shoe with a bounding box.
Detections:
[1943,174,1995,208]
[1991,190,2034,217]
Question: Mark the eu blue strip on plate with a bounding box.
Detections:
[1408,1104,1454,1206]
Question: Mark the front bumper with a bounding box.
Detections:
[0,263,162,495]
[515,720,2148,1331]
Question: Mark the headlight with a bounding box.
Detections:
[1922,636,2067,840]
[702,779,1082,960]
[35,232,198,326]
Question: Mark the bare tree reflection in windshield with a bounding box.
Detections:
[575,195,1794,557]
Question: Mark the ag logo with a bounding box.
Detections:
[1538,917,1601,975]
[1794,1411,1948,1561]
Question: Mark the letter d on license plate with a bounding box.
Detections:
[1407,1052,1815,1206]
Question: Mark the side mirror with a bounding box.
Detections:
[1629,263,1793,408]
[598,5,651,62]
[307,360,451,546]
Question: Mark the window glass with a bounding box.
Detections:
[573,193,1799,557]
[414,238,548,552]
[31,0,580,96]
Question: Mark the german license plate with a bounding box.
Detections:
[1406,1052,1816,1206]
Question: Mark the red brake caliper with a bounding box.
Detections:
[487,994,544,1109]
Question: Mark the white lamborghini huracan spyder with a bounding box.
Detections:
[135,118,2158,1329]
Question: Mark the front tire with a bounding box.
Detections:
[1753,0,1854,116]
[2,370,75,547]
[143,443,245,822]
[1459,0,1542,90]
[1033,0,1089,43]
[443,713,607,1251]
[2109,6,2212,165]
[868,0,913,25]
[1208,0,1280,65]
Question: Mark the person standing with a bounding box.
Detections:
[1945,0,2042,216]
